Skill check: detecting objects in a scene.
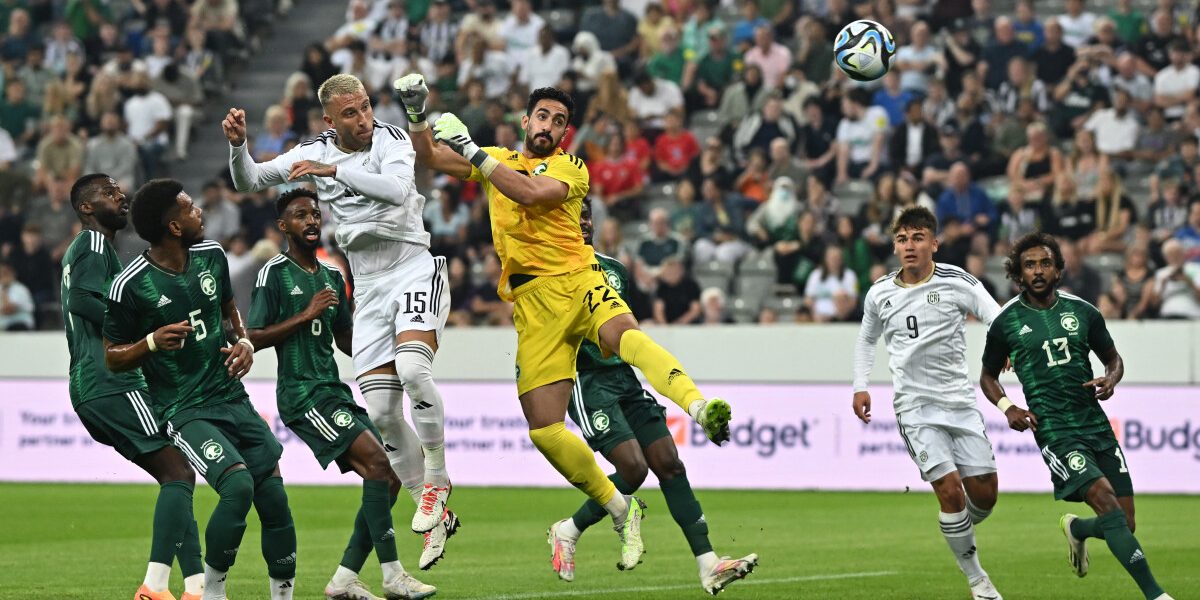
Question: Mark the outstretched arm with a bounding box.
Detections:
[394,74,473,179]
[224,107,293,192]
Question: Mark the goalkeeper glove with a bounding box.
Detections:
[393,74,430,130]
[434,112,499,176]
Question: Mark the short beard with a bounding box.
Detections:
[97,211,127,232]
[524,133,556,157]
[291,233,322,251]
[1024,278,1058,301]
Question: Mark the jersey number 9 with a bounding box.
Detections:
[906,315,918,338]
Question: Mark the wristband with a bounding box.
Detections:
[145,332,158,352]
[470,148,500,177]
[997,396,1015,413]
[408,119,429,132]
[236,337,254,352]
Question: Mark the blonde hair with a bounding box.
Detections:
[282,71,312,104]
[264,104,288,128]
[317,74,365,107]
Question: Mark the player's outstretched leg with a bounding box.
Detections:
[358,373,428,503]
[930,471,1001,600]
[1070,479,1167,599]
[253,472,297,600]
[395,339,451,533]
[600,320,730,444]
[203,466,255,600]
[132,447,202,600]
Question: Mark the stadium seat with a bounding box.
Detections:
[694,260,735,294]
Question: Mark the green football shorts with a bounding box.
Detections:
[568,365,671,456]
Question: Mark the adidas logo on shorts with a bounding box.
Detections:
[411,314,425,323]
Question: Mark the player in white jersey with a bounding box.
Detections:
[851,207,1004,600]
[223,75,458,592]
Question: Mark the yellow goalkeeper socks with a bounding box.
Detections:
[618,329,705,414]
[529,422,618,505]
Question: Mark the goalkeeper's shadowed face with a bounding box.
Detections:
[522,99,569,158]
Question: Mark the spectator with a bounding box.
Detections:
[19,45,54,108]
[1134,106,1177,170]
[731,0,770,51]
[800,97,838,185]
[895,20,943,94]
[470,252,513,325]
[1059,0,1098,48]
[835,214,874,294]
[1046,175,1096,242]
[766,137,806,183]
[8,224,54,304]
[500,0,545,64]
[966,253,1002,301]
[181,26,225,98]
[44,21,84,75]
[1012,0,1045,51]
[1,8,35,61]
[367,0,408,57]
[742,24,791,90]
[627,70,683,136]
[653,256,701,324]
[1153,39,1198,122]
[153,64,203,161]
[933,216,971,268]
[637,207,686,272]
[0,80,39,148]
[1111,52,1154,113]
[693,177,749,265]
[0,260,34,330]
[1147,178,1188,250]
[637,3,677,60]
[1084,88,1139,162]
[735,149,770,203]
[700,287,732,324]
[872,71,916,127]
[936,162,994,234]
[33,116,83,205]
[748,176,800,245]
[1067,129,1104,201]
[339,39,390,93]
[804,246,858,322]
[1110,246,1156,319]
[85,22,123,72]
[191,0,245,63]
[198,180,240,244]
[41,80,78,128]
[805,174,842,236]
[1153,238,1200,318]
[424,189,469,261]
[1136,9,1182,74]
[457,32,511,100]
[328,0,378,61]
[992,56,1050,115]
[1057,237,1103,304]
[980,16,1027,90]
[921,122,968,194]
[1175,201,1200,261]
[300,43,338,96]
[943,17,982,97]
[652,111,700,182]
[793,17,833,85]
[996,187,1043,254]
[370,86,405,127]
[570,32,617,97]
[889,99,937,177]
[24,186,76,259]
[420,0,457,64]
[733,95,797,165]
[580,0,641,75]
[1006,121,1064,203]
[253,105,295,162]
[687,135,734,191]
[835,88,889,184]
[716,63,770,132]
[123,71,173,180]
[519,26,570,92]
[1050,57,1109,138]
[82,111,139,191]
[1109,0,1147,46]
[682,24,735,112]
[591,133,646,215]
[670,178,702,242]
[1084,170,1137,254]
[646,27,686,85]
[681,0,721,63]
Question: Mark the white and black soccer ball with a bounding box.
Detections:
[833,19,896,82]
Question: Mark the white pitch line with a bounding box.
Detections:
[457,570,898,600]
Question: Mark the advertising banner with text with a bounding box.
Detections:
[2,380,1197,493]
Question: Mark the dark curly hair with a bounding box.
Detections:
[131,179,184,243]
[276,187,320,217]
[1005,232,1064,285]
[527,87,575,122]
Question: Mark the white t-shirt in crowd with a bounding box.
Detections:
[836,106,890,164]
[1154,64,1200,120]
[1084,108,1139,155]
[1057,11,1096,48]
[124,91,173,145]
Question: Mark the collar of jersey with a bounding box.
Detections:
[893,263,936,288]
[141,250,189,276]
[1019,291,1060,312]
[282,251,320,274]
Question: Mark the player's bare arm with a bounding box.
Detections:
[220,297,254,379]
[103,321,193,371]
[980,365,1038,432]
[1083,344,1124,401]
[248,288,338,351]
[288,160,337,180]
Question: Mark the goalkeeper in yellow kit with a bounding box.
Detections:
[393,73,732,572]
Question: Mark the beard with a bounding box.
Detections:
[524,131,557,157]
[97,210,128,232]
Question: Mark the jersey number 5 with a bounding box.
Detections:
[189,309,208,342]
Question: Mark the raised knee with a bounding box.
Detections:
[394,343,433,385]
[219,469,255,512]
[620,458,649,490]
[651,457,686,482]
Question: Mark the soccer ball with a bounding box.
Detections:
[834,20,896,82]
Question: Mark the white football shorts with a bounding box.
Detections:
[895,403,997,483]
[351,251,449,376]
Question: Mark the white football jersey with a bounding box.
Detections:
[229,120,429,274]
[853,263,1001,413]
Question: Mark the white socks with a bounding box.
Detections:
[604,494,631,526]
[143,562,171,591]
[359,374,426,501]
[395,341,449,487]
[557,518,583,540]
[381,560,403,582]
[184,573,204,595]
[202,564,227,600]
[269,577,295,600]
[696,551,719,574]
[687,399,706,422]
[330,565,358,588]
[966,496,992,524]
[939,509,986,584]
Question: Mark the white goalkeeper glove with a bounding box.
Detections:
[393,73,430,130]
[434,112,499,176]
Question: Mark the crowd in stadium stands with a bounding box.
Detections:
[6,0,1200,331]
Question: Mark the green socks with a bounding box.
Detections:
[150,481,195,566]
[341,486,401,572]
[1070,515,1106,540]
[660,474,713,556]
[253,476,297,580]
[177,518,204,577]
[205,468,254,572]
[1097,510,1164,599]
[572,473,635,531]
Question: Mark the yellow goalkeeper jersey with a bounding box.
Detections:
[468,146,594,301]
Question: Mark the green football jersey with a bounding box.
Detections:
[246,254,354,423]
[981,291,1116,443]
[61,230,147,407]
[577,252,632,372]
[102,240,247,420]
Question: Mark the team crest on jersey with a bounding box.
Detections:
[605,271,622,292]
[926,291,940,304]
[1066,451,1087,472]
[533,162,549,176]
[332,409,353,428]
[198,271,218,298]
[591,411,610,432]
[1060,313,1079,332]
[918,451,928,463]
[201,440,225,462]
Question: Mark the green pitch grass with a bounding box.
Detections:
[0,484,1196,599]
